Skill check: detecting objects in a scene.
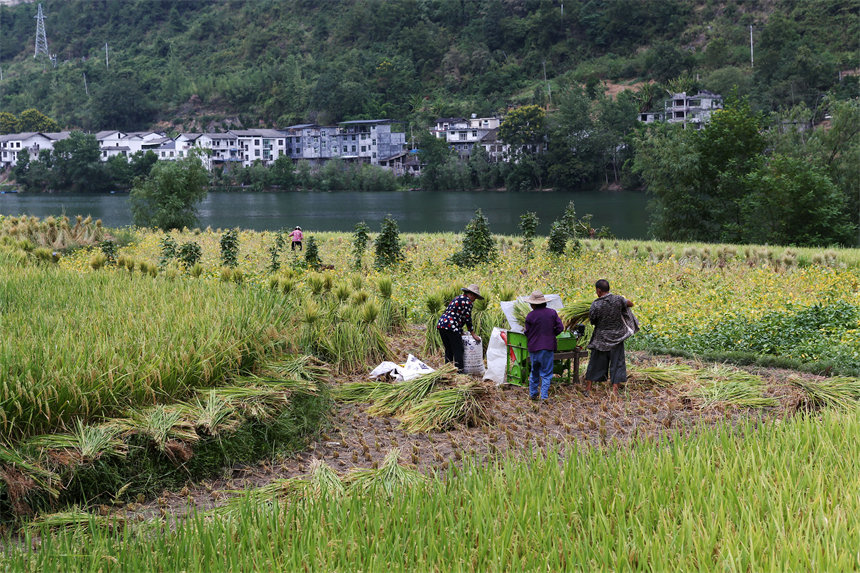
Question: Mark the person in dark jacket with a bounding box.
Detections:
[585,279,636,397]
[436,284,483,373]
[524,290,564,402]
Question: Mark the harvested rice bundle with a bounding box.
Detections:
[512,300,531,326]
[345,448,425,497]
[790,375,860,411]
[299,458,345,497]
[685,367,777,408]
[366,364,457,417]
[332,381,387,403]
[628,362,696,387]
[399,381,487,433]
[27,506,125,532]
[558,300,593,328]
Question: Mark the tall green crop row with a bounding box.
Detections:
[9,410,860,571]
[0,264,287,443]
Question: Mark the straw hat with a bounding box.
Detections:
[461,284,484,299]
[525,290,548,305]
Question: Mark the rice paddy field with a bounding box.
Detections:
[1,216,859,571]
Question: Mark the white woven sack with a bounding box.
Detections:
[461,335,485,376]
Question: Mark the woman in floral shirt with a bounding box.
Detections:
[436,284,483,373]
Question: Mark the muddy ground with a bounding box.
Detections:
[119,327,809,521]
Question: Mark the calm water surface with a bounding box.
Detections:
[0,190,650,238]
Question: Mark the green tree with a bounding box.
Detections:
[742,155,853,246]
[449,209,497,267]
[519,211,539,261]
[51,132,110,193]
[0,112,19,134]
[499,105,546,161]
[352,221,371,269]
[417,130,455,191]
[374,215,404,269]
[129,154,209,231]
[17,109,59,132]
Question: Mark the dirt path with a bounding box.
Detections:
[118,330,808,522]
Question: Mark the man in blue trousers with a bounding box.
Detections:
[523,290,564,402]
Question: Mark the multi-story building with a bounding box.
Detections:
[663,90,723,128]
[433,115,502,158]
[0,131,69,169]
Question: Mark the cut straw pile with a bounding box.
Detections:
[789,375,860,411]
[333,364,487,433]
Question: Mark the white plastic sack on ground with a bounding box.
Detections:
[461,335,485,376]
[483,327,508,385]
[500,294,564,332]
[369,354,435,382]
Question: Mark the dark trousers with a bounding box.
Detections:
[291,241,302,251]
[438,328,464,373]
[585,342,627,385]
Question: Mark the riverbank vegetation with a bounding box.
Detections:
[1,219,858,569]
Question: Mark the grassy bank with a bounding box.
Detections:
[7,409,860,571]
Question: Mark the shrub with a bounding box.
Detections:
[374,215,404,269]
[177,241,202,270]
[547,221,567,255]
[220,229,239,268]
[304,237,322,270]
[519,211,539,261]
[352,222,371,270]
[449,209,497,267]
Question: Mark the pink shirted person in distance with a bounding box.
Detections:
[289,226,303,251]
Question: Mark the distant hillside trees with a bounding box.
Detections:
[633,97,859,246]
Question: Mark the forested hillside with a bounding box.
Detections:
[0,0,856,131]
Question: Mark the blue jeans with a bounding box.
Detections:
[529,349,554,400]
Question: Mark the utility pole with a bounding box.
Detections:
[83,72,88,96]
[749,24,754,68]
[105,43,109,68]
[543,60,551,109]
[34,3,49,59]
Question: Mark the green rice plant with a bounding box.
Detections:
[789,376,860,411]
[189,262,204,278]
[345,448,424,498]
[321,273,334,292]
[398,381,487,433]
[376,276,393,299]
[350,290,369,306]
[423,290,446,355]
[316,322,389,373]
[219,267,234,282]
[279,276,297,296]
[366,365,456,418]
[359,300,380,324]
[306,273,325,294]
[350,275,363,290]
[333,282,352,302]
[89,252,107,270]
[628,362,697,387]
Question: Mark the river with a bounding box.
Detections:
[0,190,650,238]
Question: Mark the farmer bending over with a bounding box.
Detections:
[289,226,303,251]
[524,290,564,402]
[436,284,482,373]
[585,279,636,397]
